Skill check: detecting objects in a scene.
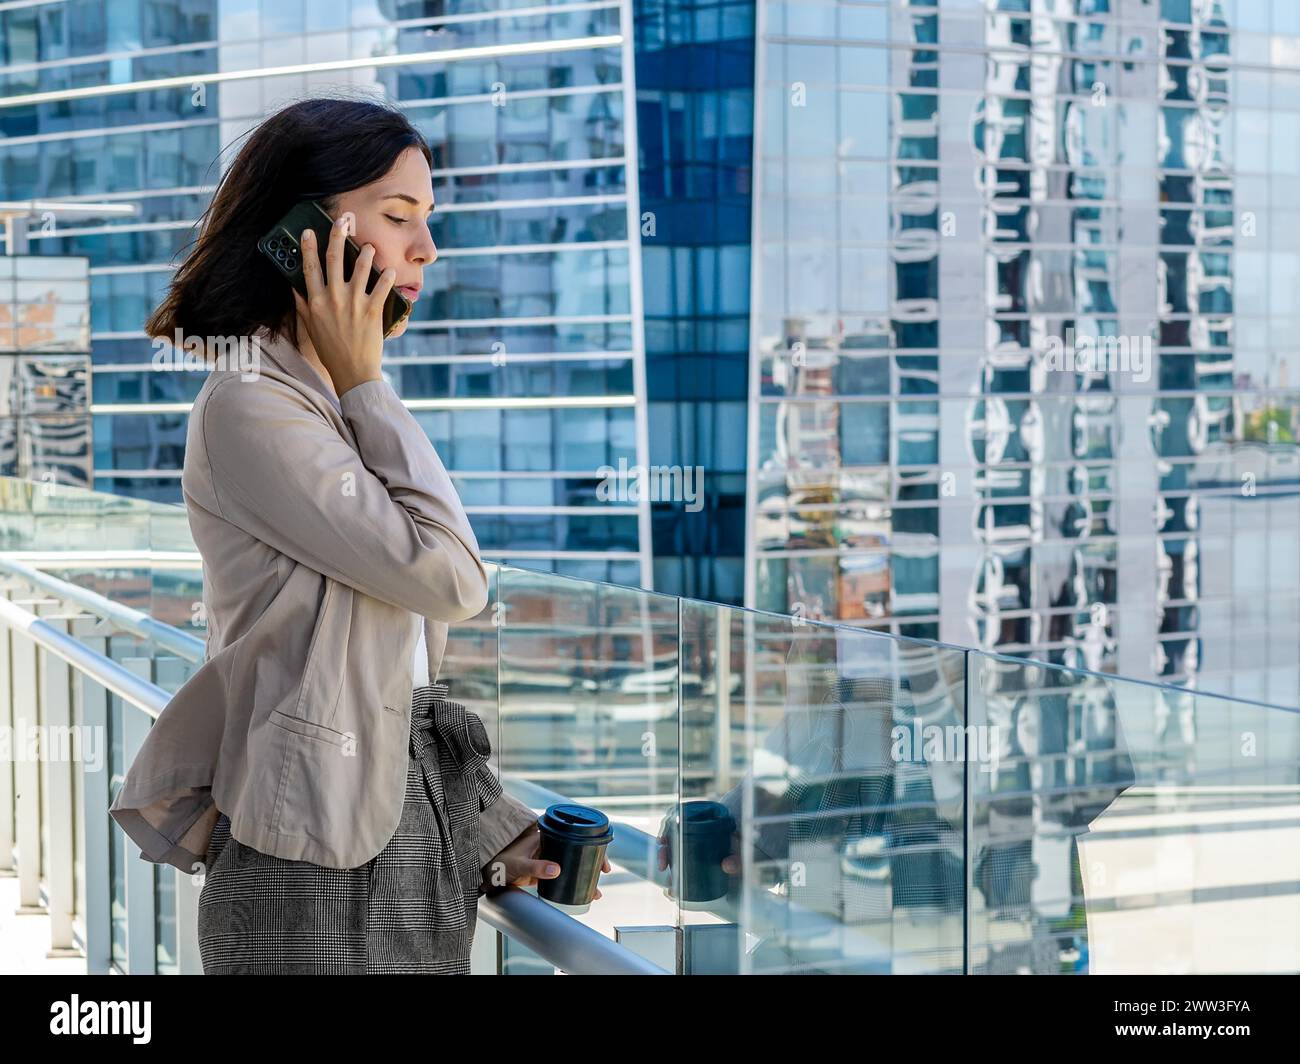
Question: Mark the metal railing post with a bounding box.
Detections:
[154,654,201,975]
[12,616,41,914]
[119,656,157,975]
[73,619,112,974]
[714,603,733,794]
[40,615,77,954]
[0,591,15,874]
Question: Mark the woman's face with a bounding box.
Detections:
[329,146,437,339]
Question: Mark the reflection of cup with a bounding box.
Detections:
[536,803,613,908]
[661,800,735,905]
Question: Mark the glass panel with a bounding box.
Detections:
[677,600,968,973]
[3,477,1297,976]
[496,565,681,972]
[969,652,1300,974]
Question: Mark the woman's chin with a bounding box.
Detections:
[387,316,409,339]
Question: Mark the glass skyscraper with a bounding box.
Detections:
[634,0,755,605]
[0,0,651,587]
[747,0,1300,705]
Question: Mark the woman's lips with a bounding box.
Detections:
[397,285,420,301]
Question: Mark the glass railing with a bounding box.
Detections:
[2,475,1297,974]
[969,654,1300,974]
[0,476,206,975]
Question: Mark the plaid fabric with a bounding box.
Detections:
[197,682,499,974]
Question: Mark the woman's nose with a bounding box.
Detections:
[412,225,437,266]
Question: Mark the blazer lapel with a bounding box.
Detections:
[252,326,343,417]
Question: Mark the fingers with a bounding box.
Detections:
[369,262,397,318]
[504,861,613,901]
[325,210,348,292]
[504,856,560,887]
[299,229,322,302]
[352,240,377,304]
[529,858,561,879]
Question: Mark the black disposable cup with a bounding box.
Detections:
[661,800,735,904]
[536,803,614,907]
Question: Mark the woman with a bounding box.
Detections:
[114,97,607,973]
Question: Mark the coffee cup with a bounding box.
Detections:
[536,802,614,909]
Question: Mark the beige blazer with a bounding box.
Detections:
[109,326,537,875]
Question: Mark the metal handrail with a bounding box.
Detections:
[0,587,665,976]
[0,593,169,721]
[478,890,668,975]
[0,555,205,663]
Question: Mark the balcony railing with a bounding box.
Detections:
[1,475,1297,974]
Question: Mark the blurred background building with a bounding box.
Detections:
[1,0,652,589]
[1,0,1297,703]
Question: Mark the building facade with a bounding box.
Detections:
[633,0,755,605]
[746,0,1300,705]
[0,0,651,587]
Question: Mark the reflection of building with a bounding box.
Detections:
[745,2,1300,705]
[0,256,91,486]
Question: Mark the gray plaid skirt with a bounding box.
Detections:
[197,682,498,974]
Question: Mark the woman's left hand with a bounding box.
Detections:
[481,824,612,900]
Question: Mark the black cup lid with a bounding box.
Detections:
[539,803,613,841]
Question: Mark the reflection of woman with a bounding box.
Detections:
[662,674,903,893]
[114,98,608,973]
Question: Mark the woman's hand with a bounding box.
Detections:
[481,824,613,900]
[293,209,396,395]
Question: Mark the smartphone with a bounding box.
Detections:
[258,200,412,339]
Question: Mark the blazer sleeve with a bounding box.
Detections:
[198,375,489,621]
[478,791,539,874]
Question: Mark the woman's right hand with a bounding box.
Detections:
[481,823,611,900]
[293,210,397,395]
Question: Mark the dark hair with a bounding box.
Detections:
[145,95,432,352]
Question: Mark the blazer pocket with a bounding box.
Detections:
[268,706,351,747]
[267,708,361,848]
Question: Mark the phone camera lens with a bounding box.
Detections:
[285,257,297,271]
[268,237,282,252]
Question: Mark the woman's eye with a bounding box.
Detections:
[385,214,407,226]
